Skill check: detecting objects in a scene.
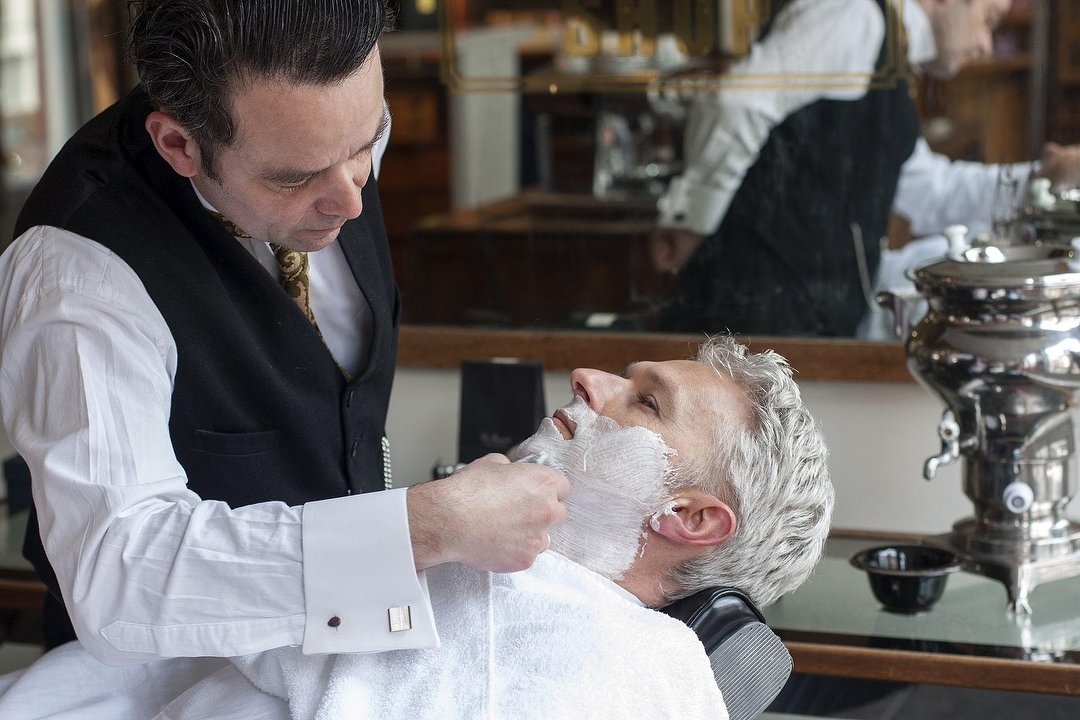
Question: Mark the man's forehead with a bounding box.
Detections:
[227,57,385,167]
[625,358,716,382]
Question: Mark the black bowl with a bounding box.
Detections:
[850,545,961,614]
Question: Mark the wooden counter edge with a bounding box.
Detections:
[398,326,912,383]
[785,640,1080,696]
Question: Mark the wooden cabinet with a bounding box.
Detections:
[405,192,669,328]
[379,34,453,306]
[1051,0,1080,142]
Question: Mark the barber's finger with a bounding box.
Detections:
[516,458,570,500]
[476,453,511,465]
[546,466,571,502]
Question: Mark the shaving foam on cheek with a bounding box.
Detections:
[509,396,675,581]
[648,500,679,532]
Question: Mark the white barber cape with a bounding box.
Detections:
[0,552,727,719]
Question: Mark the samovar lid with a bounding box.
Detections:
[913,248,1080,298]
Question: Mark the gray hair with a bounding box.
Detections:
[667,336,833,608]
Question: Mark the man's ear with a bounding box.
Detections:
[652,488,736,547]
[145,111,201,178]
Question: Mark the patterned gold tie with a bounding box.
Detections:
[207,211,320,329]
[209,212,251,240]
[208,209,348,378]
[270,243,320,328]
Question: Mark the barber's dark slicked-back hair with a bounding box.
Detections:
[127,0,393,176]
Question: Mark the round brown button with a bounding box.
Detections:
[327,616,341,628]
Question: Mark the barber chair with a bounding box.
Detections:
[661,587,792,720]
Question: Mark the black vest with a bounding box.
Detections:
[14,87,400,645]
[662,0,919,336]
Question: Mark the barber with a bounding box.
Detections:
[0,0,567,662]
[651,0,1080,337]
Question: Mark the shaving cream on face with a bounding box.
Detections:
[509,396,674,580]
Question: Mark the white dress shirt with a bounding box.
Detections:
[0,115,440,665]
[657,0,1033,237]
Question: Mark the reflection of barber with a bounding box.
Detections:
[651,0,1080,336]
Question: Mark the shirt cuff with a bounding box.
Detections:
[656,175,729,236]
[301,489,439,654]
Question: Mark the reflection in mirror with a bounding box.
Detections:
[382,0,1080,345]
[0,1,1074,358]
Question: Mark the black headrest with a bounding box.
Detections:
[661,586,766,653]
[660,587,792,720]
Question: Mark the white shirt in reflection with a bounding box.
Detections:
[657,0,1033,239]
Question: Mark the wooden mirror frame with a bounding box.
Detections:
[398,326,912,382]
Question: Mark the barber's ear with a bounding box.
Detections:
[145,111,201,178]
[653,488,736,547]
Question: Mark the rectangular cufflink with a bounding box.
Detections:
[388,605,412,632]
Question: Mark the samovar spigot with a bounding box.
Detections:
[923,409,961,480]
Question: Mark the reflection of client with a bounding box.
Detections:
[651,0,1080,337]
[214,337,832,719]
[0,338,832,719]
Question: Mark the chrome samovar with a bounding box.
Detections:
[881,234,1080,614]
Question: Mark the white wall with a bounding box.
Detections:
[449,26,534,210]
[0,366,1057,532]
[387,367,999,535]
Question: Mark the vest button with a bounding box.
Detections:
[346,388,359,407]
[351,439,361,458]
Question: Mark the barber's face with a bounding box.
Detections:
[924,0,1010,79]
[192,47,387,252]
[558,360,749,462]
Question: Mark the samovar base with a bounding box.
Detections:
[930,520,1080,615]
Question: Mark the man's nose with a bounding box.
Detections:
[316,165,366,219]
[569,368,624,414]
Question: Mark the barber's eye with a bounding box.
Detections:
[276,175,315,193]
[276,178,313,192]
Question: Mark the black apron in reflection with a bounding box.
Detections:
[661,0,919,337]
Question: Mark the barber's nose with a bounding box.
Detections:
[316,168,365,219]
[570,368,625,414]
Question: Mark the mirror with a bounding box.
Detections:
[0,1,1063,380]
[378,0,1058,370]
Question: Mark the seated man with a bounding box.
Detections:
[0,337,832,720]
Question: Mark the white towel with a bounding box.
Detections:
[235,552,728,720]
[0,641,236,719]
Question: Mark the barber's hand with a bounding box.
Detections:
[1037,142,1080,189]
[406,454,569,573]
[649,227,704,275]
